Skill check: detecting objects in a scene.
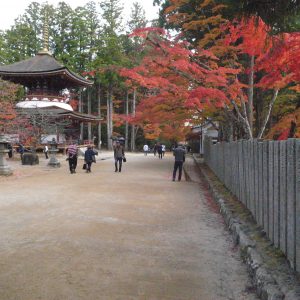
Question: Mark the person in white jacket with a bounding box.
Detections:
[44,144,49,159]
[143,144,149,156]
[162,144,166,157]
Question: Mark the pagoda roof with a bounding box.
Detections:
[0,52,93,87]
[59,110,103,123]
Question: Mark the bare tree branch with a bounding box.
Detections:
[257,89,279,139]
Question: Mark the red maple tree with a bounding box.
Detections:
[226,18,300,138]
[117,14,300,141]
[120,27,244,140]
[0,79,19,134]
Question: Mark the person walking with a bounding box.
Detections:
[114,140,125,172]
[162,144,166,157]
[84,145,95,173]
[143,144,149,156]
[172,144,186,181]
[44,144,49,159]
[17,143,24,160]
[153,143,157,156]
[7,143,13,158]
[66,143,78,174]
[157,143,163,159]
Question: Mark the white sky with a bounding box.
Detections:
[0,0,160,30]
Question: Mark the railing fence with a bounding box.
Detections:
[204,138,300,272]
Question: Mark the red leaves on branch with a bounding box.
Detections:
[223,17,299,91]
[256,32,300,90]
[120,16,300,140]
[0,79,19,133]
[120,27,244,139]
[224,17,271,57]
[187,87,228,109]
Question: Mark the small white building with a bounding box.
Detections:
[188,122,218,154]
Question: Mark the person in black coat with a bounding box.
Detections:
[172,144,186,181]
[84,145,95,173]
[157,143,163,159]
[7,143,13,158]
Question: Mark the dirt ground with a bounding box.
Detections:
[0,152,258,300]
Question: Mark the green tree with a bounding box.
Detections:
[127,2,147,33]
[94,0,126,149]
[1,2,47,63]
[51,2,74,66]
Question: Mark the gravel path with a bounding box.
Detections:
[0,152,258,300]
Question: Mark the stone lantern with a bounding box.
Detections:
[0,134,13,176]
[47,138,60,168]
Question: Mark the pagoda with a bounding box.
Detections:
[0,49,92,111]
[0,21,100,128]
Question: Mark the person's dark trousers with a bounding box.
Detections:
[173,161,183,181]
[69,156,77,173]
[45,152,48,159]
[115,157,123,172]
[158,152,162,159]
[86,161,92,172]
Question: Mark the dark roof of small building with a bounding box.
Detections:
[0,52,93,87]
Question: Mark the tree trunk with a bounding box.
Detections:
[106,84,113,150]
[106,89,111,150]
[97,82,102,150]
[247,55,255,135]
[79,89,84,142]
[257,89,279,139]
[87,88,92,142]
[109,87,113,149]
[131,88,136,152]
[255,89,264,136]
[125,91,129,151]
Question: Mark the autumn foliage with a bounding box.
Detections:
[218,16,300,139]
[120,26,247,140]
[257,32,300,91]
[119,7,300,140]
[0,79,19,133]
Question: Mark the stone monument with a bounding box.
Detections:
[48,138,60,168]
[0,135,13,176]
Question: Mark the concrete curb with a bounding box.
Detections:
[190,155,285,300]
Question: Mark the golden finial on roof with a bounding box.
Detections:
[38,4,51,55]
